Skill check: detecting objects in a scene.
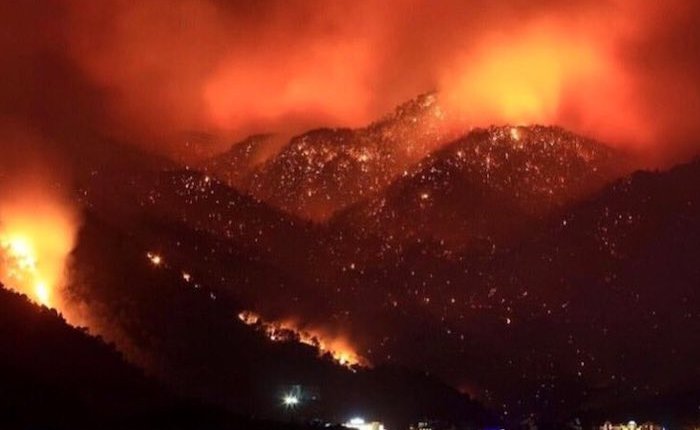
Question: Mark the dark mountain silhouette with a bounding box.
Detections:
[0,285,315,430]
[68,117,700,427]
[4,74,699,427]
[62,204,493,430]
[361,158,700,422]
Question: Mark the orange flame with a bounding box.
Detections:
[238,311,368,368]
[0,189,79,315]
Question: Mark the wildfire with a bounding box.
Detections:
[0,190,78,311]
[238,310,368,368]
[0,235,49,305]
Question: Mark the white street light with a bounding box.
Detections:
[282,394,299,408]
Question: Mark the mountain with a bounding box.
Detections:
[201,134,278,190]
[360,158,700,422]
[68,155,495,429]
[7,86,698,427]
[77,165,333,311]
[71,115,700,426]
[207,93,455,221]
[0,285,308,430]
[330,125,627,264]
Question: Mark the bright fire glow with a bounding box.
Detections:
[439,21,643,146]
[0,235,49,305]
[0,192,78,310]
[238,310,368,368]
[441,23,607,122]
[510,127,521,141]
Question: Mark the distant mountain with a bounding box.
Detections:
[332,125,627,257]
[205,93,455,221]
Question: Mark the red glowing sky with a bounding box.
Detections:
[2,1,700,163]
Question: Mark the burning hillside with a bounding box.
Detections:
[0,188,79,319]
[2,1,700,428]
[238,310,368,369]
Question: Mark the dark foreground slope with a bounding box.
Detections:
[63,208,494,430]
[0,286,311,430]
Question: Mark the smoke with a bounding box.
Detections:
[438,18,637,143]
[2,1,700,163]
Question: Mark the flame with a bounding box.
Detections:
[0,191,78,312]
[238,311,368,368]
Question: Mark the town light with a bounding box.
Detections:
[282,394,299,408]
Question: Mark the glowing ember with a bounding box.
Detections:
[147,252,163,266]
[510,127,521,141]
[238,311,367,368]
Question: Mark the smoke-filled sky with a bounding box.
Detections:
[3,3,700,422]
[1,0,700,163]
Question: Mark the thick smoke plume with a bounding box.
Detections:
[3,1,700,162]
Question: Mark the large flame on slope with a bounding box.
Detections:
[239,310,367,369]
[0,190,79,314]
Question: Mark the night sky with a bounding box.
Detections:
[1,1,700,428]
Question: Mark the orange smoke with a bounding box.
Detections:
[439,19,646,148]
[47,0,700,162]
[238,310,367,368]
[64,0,387,146]
[205,38,374,131]
[0,185,81,322]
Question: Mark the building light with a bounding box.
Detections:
[344,417,385,430]
[282,394,299,408]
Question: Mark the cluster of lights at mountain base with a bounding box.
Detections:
[344,417,386,430]
[238,310,367,369]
